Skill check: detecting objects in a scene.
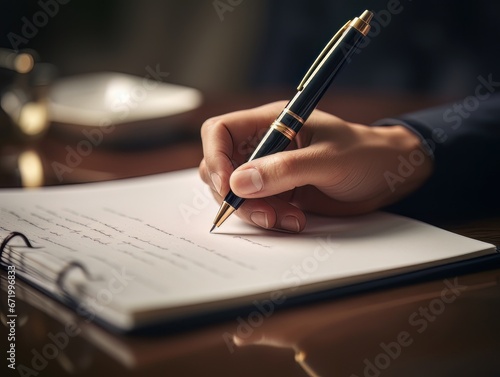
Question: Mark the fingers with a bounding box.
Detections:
[201,159,307,232]
[235,195,306,233]
[199,101,308,234]
[200,102,287,196]
[200,101,432,231]
[199,102,381,232]
[229,146,337,200]
[224,108,355,200]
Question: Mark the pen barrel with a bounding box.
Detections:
[226,128,292,210]
[249,127,292,161]
[287,26,366,125]
[220,19,369,215]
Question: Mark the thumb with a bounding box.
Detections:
[230,148,328,199]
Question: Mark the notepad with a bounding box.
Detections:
[0,169,497,332]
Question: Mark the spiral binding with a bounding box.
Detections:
[56,261,95,307]
[0,231,33,255]
[0,231,99,307]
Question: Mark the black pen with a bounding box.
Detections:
[210,10,373,232]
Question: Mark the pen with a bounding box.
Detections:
[210,10,373,232]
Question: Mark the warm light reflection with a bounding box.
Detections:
[1,91,21,115]
[14,53,35,74]
[295,351,322,377]
[18,102,49,136]
[18,150,44,188]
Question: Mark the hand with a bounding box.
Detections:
[199,101,433,232]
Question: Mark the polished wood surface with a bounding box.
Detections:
[1,92,499,377]
[1,266,499,377]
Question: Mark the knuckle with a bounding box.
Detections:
[200,117,222,137]
[277,154,294,176]
[268,153,296,188]
[199,158,207,173]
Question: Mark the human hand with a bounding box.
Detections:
[199,101,433,232]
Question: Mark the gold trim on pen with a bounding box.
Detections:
[271,121,296,141]
[213,201,236,228]
[296,11,372,91]
[284,108,305,124]
[297,20,350,91]
[348,10,373,36]
[209,10,373,232]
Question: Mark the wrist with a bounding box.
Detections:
[380,124,433,186]
[373,124,419,149]
[362,123,434,205]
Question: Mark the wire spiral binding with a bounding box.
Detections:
[56,261,96,307]
[1,231,100,308]
[0,231,33,256]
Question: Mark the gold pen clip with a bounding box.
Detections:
[296,10,373,91]
[297,20,350,91]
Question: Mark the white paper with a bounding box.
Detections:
[0,169,495,329]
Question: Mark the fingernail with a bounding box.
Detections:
[232,168,263,195]
[250,211,269,228]
[280,215,300,233]
[210,172,222,195]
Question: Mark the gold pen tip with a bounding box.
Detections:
[212,201,236,231]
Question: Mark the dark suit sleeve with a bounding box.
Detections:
[372,93,500,222]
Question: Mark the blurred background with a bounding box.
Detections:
[0,0,500,187]
[3,0,500,95]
